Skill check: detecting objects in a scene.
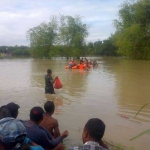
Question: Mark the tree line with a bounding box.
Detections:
[27,15,118,58]
[114,0,150,59]
[27,0,150,59]
[0,46,30,56]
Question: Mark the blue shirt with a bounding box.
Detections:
[22,120,63,149]
[24,138,44,150]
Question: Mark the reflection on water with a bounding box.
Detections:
[0,57,150,150]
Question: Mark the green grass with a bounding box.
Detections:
[111,144,134,150]
[104,140,134,150]
[130,103,150,141]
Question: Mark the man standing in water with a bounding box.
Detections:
[45,69,58,94]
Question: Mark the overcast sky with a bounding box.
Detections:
[0,0,123,46]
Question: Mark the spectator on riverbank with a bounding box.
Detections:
[45,69,58,94]
[0,117,30,150]
[40,101,60,138]
[0,106,12,119]
[0,102,20,119]
[6,102,20,118]
[23,106,68,150]
[69,118,108,150]
[0,106,44,150]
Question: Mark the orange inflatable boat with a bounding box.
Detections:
[65,65,78,69]
[65,64,92,69]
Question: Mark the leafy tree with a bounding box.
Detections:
[27,16,58,58]
[114,0,150,59]
[0,46,30,56]
[59,15,89,58]
[86,36,118,56]
[87,42,94,55]
[93,40,103,55]
[27,15,88,58]
[101,36,118,56]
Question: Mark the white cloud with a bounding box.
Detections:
[0,0,123,46]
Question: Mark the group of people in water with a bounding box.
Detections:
[0,68,108,150]
[67,58,98,69]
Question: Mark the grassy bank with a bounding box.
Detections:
[104,141,134,150]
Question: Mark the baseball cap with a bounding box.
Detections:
[0,118,27,143]
[30,107,45,122]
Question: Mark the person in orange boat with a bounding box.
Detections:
[84,58,90,68]
[89,60,92,65]
[93,60,98,68]
[84,57,88,63]
[80,57,84,64]
[78,62,85,69]
[68,59,76,69]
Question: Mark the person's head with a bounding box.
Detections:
[44,101,55,114]
[82,118,105,143]
[47,69,52,75]
[0,106,12,119]
[30,107,44,124]
[6,102,20,118]
[0,118,28,150]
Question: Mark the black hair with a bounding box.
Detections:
[10,110,18,118]
[30,107,44,122]
[0,106,12,119]
[6,103,20,118]
[47,69,52,74]
[84,118,105,142]
[44,101,55,114]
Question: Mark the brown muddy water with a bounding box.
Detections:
[0,57,150,150]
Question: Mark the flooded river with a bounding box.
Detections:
[0,57,150,150]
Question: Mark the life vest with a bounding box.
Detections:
[79,64,84,69]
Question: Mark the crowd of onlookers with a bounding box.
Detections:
[0,101,108,150]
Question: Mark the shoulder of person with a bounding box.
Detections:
[20,120,29,125]
[68,145,83,150]
[39,125,50,134]
[45,74,50,78]
[69,144,107,150]
[53,118,58,125]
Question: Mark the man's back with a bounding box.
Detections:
[23,120,62,149]
[23,120,43,143]
[40,114,60,138]
[45,74,53,87]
